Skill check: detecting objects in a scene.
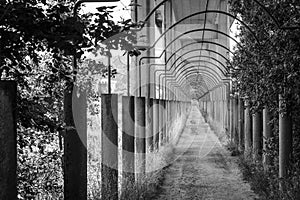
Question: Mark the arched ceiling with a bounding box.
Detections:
[138,0,237,99]
[165,0,230,98]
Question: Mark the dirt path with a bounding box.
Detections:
[155,105,257,200]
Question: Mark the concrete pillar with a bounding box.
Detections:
[146,98,154,152]
[219,100,223,126]
[217,100,220,122]
[211,100,214,120]
[159,100,164,146]
[101,94,118,199]
[263,106,272,170]
[227,99,230,134]
[214,100,217,122]
[252,111,262,160]
[166,100,170,142]
[279,94,292,180]
[238,98,245,151]
[64,84,87,200]
[213,100,218,122]
[223,100,227,129]
[224,100,227,128]
[163,100,167,143]
[153,99,159,150]
[233,97,239,147]
[218,99,220,123]
[220,100,224,128]
[244,99,252,157]
[0,81,17,200]
[207,101,210,120]
[135,97,146,179]
[171,100,175,140]
[122,96,135,187]
[164,100,168,143]
[229,97,234,143]
[168,100,172,142]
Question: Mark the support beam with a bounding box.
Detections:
[153,99,160,150]
[229,97,234,144]
[64,84,87,200]
[0,81,17,200]
[233,97,239,147]
[252,111,262,160]
[244,99,252,157]
[159,100,165,146]
[279,94,292,180]
[263,106,272,170]
[166,100,170,143]
[101,94,118,199]
[135,97,146,179]
[122,96,135,188]
[146,98,154,152]
[238,98,245,152]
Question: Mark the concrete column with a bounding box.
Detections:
[227,99,230,134]
[223,100,226,129]
[224,100,226,128]
[159,100,164,146]
[220,100,224,128]
[146,98,154,152]
[217,100,220,122]
[238,98,245,151]
[279,94,292,180]
[166,100,170,142]
[135,97,146,179]
[263,106,272,170]
[244,99,252,157]
[207,101,210,120]
[153,99,159,150]
[101,94,118,199]
[0,81,17,200]
[164,100,168,143]
[168,100,172,142]
[214,100,217,122]
[252,111,262,160]
[122,96,135,187]
[211,100,214,120]
[220,100,223,125]
[233,97,239,147]
[176,101,179,117]
[204,101,207,113]
[64,84,87,200]
[214,101,217,121]
[229,97,234,143]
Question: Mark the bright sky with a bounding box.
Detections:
[81,0,132,65]
[230,19,240,59]
[81,0,131,21]
[81,1,240,62]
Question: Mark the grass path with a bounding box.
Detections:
[154,105,258,200]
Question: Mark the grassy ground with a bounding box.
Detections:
[237,156,300,200]
[87,102,189,199]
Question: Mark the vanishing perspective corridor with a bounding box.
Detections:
[155,105,257,200]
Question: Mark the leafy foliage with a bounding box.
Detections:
[229,0,300,198]
[0,0,138,198]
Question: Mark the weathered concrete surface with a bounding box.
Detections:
[155,105,257,200]
[0,81,17,200]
